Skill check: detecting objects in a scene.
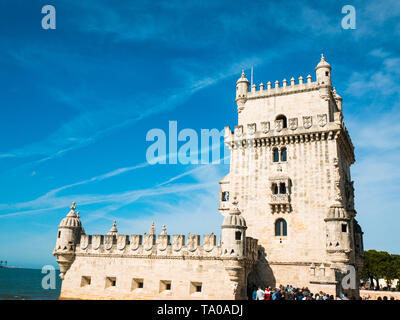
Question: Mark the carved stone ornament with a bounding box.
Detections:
[235,125,243,137]
[117,235,127,251]
[143,234,154,251]
[261,122,270,134]
[92,235,101,250]
[247,123,256,136]
[172,235,185,252]
[303,116,312,129]
[157,235,169,251]
[104,235,113,250]
[130,235,141,251]
[289,118,298,130]
[203,233,216,252]
[275,119,284,132]
[318,114,327,127]
[80,235,89,250]
[187,234,198,252]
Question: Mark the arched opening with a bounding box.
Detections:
[281,147,287,162]
[275,219,287,236]
[273,148,279,162]
[275,115,287,128]
[272,183,279,195]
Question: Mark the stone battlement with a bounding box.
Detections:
[247,75,322,99]
[76,232,258,261]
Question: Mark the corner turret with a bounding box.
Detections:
[221,198,247,257]
[235,70,250,113]
[53,202,84,279]
[315,54,332,86]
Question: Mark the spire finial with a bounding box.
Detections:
[230,196,241,215]
[71,201,76,211]
[161,225,166,235]
[321,53,325,60]
[77,211,80,219]
[150,221,156,235]
[107,219,118,235]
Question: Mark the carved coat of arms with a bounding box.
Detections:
[143,234,154,251]
[261,122,270,134]
[303,116,312,129]
[92,235,101,250]
[203,233,216,252]
[317,114,327,127]
[187,234,199,252]
[157,235,169,251]
[80,235,89,250]
[130,235,142,251]
[289,118,298,130]
[104,235,114,250]
[275,119,284,132]
[172,235,185,252]
[247,123,256,136]
[235,125,243,137]
[117,235,128,251]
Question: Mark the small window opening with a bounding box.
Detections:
[342,224,347,233]
[279,183,286,194]
[235,231,242,240]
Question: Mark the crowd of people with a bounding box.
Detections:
[248,284,398,300]
[250,284,347,300]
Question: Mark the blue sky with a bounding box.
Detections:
[0,0,399,268]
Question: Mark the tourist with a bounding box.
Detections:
[256,287,265,300]
[252,287,257,300]
[264,287,271,300]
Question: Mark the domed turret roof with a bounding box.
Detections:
[59,202,82,228]
[107,220,118,235]
[236,70,250,84]
[315,54,331,70]
[222,199,247,228]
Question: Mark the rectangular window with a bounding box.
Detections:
[222,191,229,202]
[132,278,144,290]
[105,277,117,288]
[58,231,61,238]
[160,280,172,292]
[342,224,347,232]
[80,276,91,287]
[235,231,242,240]
[279,183,286,194]
[190,282,203,294]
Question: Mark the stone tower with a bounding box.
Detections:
[53,202,84,279]
[220,55,364,298]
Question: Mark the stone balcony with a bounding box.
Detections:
[269,194,291,213]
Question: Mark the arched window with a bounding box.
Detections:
[275,219,287,236]
[273,148,279,162]
[272,183,279,194]
[275,115,287,128]
[281,147,287,162]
